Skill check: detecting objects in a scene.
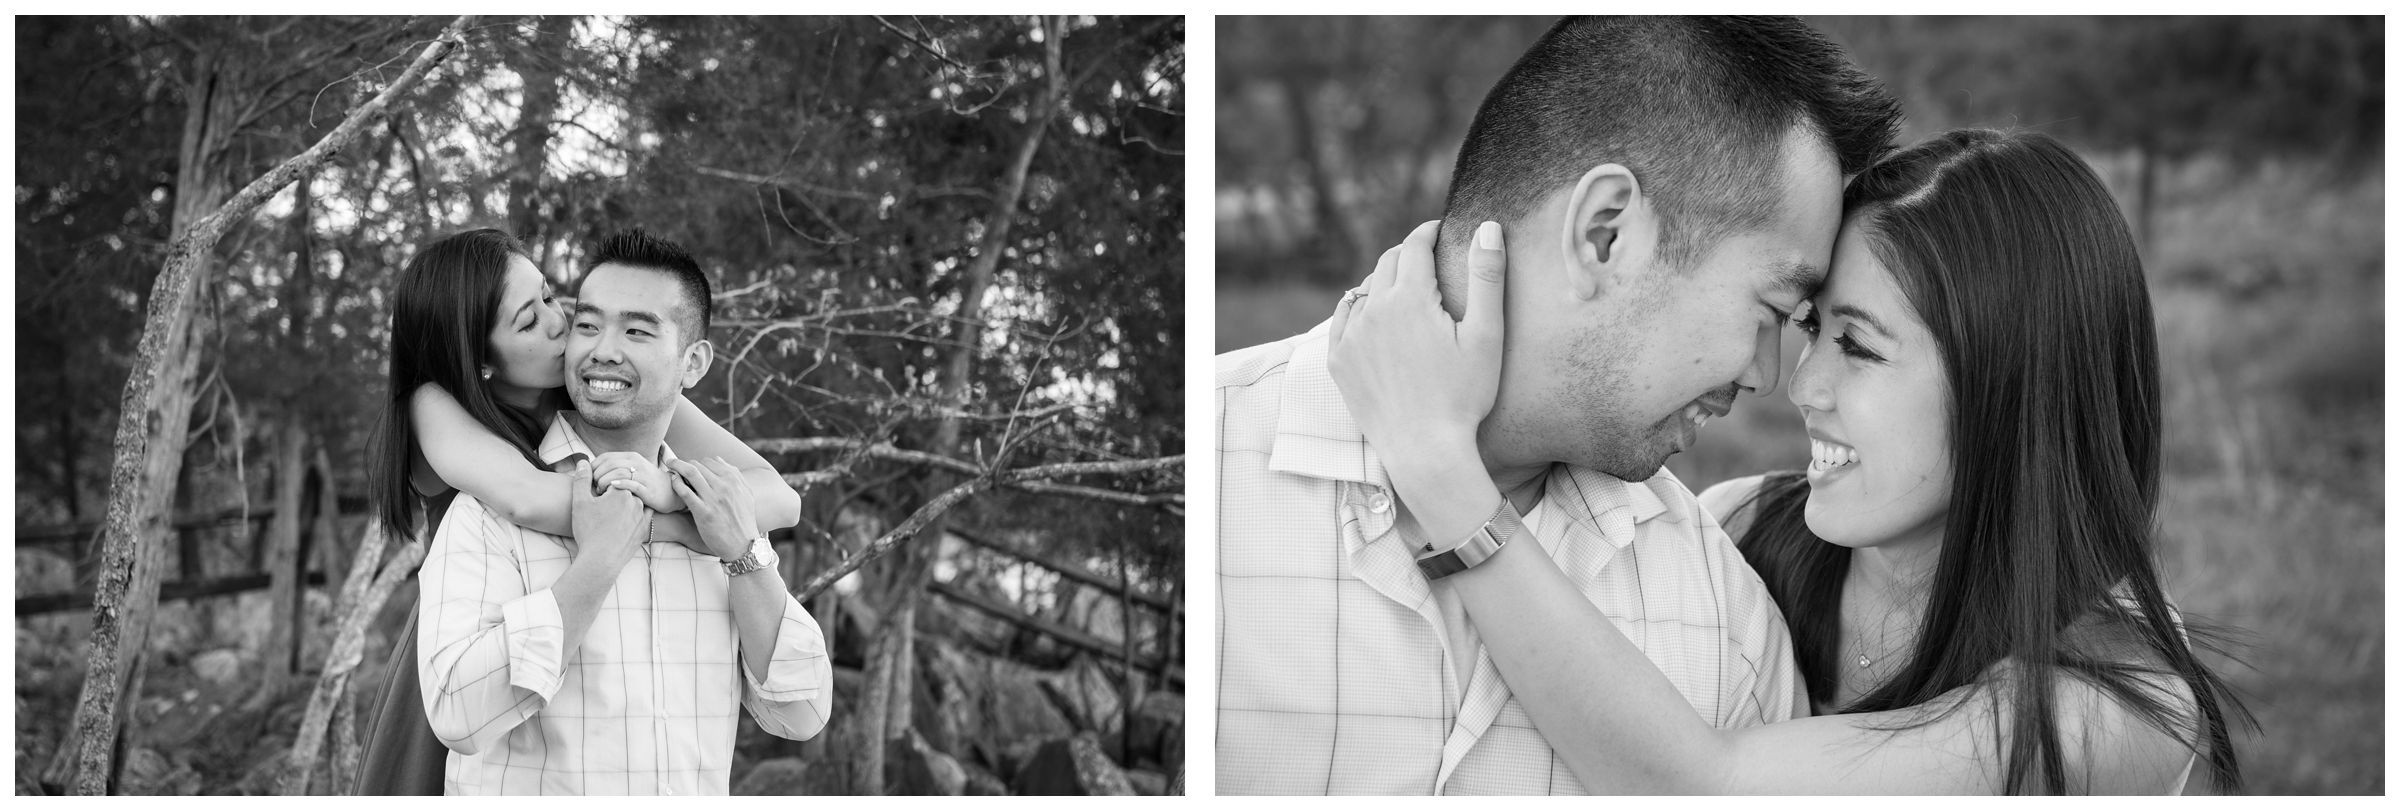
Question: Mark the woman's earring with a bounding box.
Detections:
[480,367,493,380]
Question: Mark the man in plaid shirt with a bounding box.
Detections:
[1216,17,1902,794]
[420,232,831,794]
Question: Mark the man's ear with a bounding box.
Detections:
[679,338,714,388]
[1560,163,1651,301]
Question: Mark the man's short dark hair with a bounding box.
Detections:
[1439,16,1902,284]
[585,229,712,343]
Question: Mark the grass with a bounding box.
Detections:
[1214,159,2384,794]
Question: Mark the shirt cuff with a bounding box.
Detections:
[740,596,830,703]
[500,589,567,699]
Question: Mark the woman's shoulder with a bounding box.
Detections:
[408,380,457,411]
[1697,471,1802,544]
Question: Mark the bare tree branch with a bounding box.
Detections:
[67,15,474,794]
[788,452,1183,601]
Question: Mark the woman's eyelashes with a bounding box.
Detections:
[1791,304,1883,362]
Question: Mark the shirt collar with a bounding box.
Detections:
[1542,463,1681,533]
[1264,323,1392,491]
[537,412,680,473]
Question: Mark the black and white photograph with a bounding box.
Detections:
[1215,15,2380,795]
[16,14,1185,795]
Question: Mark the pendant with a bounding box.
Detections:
[1856,653,1873,668]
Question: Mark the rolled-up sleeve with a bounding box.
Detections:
[417,502,566,755]
[736,593,833,741]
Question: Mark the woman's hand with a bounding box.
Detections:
[667,456,763,560]
[1327,219,1509,470]
[595,451,687,514]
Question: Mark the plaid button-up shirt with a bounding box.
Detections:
[1216,324,1801,795]
[418,414,832,795]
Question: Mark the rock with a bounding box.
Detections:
[233,748,292,796]
[193,649,244,686]
[1126,768,1167,796]
[885,729,967,795]
[119,748,202,795]
[733,757,812,795]
[1009,732,1134,796]
[1036,656,1122,735]
[960,762,1010,796]
[922,640,1074,758]
[1127,690,1184,770]
[991,738,1043,779]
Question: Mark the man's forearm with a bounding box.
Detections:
[727,566,790,683]
[551,518,643,663]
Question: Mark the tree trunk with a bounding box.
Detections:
[1156,573,1181,688]
[63,51,234,794]
[310,446,344,597]
[260,419,308,692]
[1281,74,1374,272]
[846,16,1075,795]
[280,523,424,795]
[1117,547,1138,763]
[65,18,474,794]
[2134,142,2162,260]
[507,15,569,244]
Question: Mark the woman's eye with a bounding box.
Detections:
[1835,333,1882,362]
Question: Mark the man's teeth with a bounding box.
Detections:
[1810,438,1859,470]
[588,379,630,392]
[1685,403,1713,430]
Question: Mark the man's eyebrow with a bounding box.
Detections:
[573,301,665,329]
[1766,261,1823,295]
[1830,303,1892,339]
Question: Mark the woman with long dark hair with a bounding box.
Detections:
[354,229,802,794]
[1325,130,2247,793]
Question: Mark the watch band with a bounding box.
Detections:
[1414,499,1522,580]
[722,536,778,577]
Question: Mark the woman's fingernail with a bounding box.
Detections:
[1475,221,1502,251]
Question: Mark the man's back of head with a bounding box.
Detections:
[1433,16,1901,311]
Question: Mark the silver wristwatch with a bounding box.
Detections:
[722,536,778,577]
[1414,499,1521,580]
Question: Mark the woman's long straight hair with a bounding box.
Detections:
[1732,129,2249,794]
[368,229,547,540]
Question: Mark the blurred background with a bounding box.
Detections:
[1217,16,2381,794]
[19,16,1183,795]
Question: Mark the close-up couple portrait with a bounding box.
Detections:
[1215,15,2380,795]
[15,15,1186,796]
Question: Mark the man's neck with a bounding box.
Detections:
[1479,439,1550,514]
[566,411,670,459]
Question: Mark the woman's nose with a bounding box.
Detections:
[1787,341,1833,412]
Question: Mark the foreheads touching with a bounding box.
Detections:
[1432,15,1900,311]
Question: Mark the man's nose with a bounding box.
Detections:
[587,330,626,362]
[1735,322,1783,395]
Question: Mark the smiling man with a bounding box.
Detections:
[417,230,832,795]
[1216,17,1902,794]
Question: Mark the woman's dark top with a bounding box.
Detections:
[352,488,457,795]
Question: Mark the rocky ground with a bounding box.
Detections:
[16,585,1183,796]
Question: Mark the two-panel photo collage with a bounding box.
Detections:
[10,14,2386,797]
